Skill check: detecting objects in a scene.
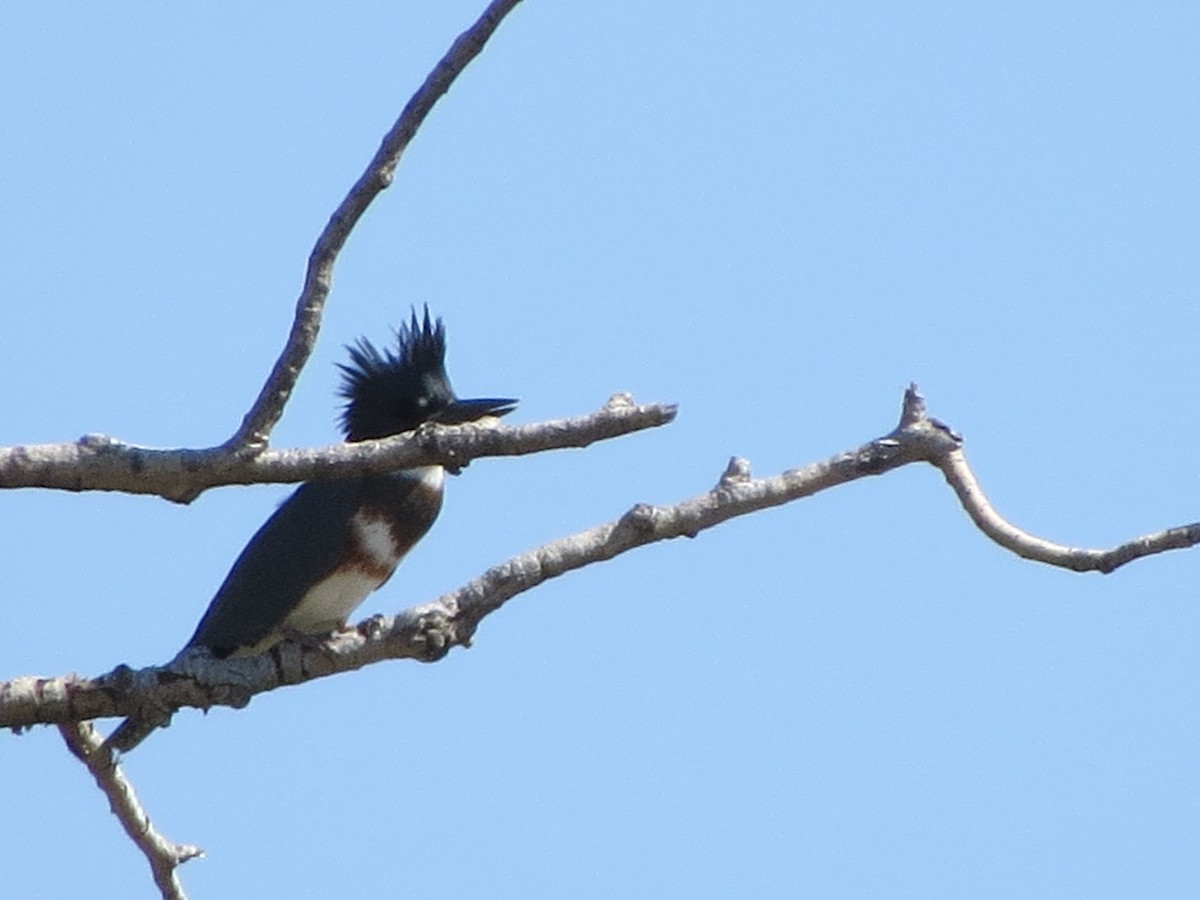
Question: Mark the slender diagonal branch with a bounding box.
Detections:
[223,0,526,453]
[0,397,674,502]
[59,722,203,900]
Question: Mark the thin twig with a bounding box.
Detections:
[936,448,1200,572]
[59,722,203,900]
[223,0,526,453]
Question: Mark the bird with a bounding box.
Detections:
[106,308,516,752]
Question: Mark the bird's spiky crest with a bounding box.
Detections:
[337,306,454,441]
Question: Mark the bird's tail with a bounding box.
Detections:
[104,711,172,754]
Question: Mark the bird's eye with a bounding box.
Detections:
[416,397,428,408]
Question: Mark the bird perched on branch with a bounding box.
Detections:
[106,308,516,752]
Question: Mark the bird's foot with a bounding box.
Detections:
[278,625,335,650]
[278,624,357,655]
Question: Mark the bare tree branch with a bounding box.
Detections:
[0,397,674,502]
[59,722,203,900]
[17,0,1191,890]
[222,0,526,454]
[936,448,1200,573]
[10,387,1195,734]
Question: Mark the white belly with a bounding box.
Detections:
[271,469,443,642]
[284,512,401,634]
[286,569,384,634]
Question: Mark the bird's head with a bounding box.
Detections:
[338,307,517,442]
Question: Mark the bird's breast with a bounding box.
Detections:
[281,466,446,636]
[283,512,398,634]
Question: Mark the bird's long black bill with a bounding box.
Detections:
[434,397,518,425]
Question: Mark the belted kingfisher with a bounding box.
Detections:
[106,308,516,751]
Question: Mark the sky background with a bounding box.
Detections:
[3,2,1199,897]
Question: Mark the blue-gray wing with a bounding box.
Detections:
[106,478,374,752]
[186,479,365,657]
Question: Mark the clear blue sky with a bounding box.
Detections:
[3,2,1199,897]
